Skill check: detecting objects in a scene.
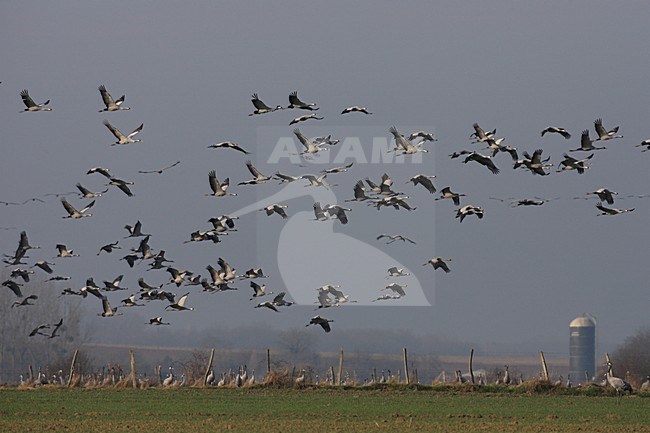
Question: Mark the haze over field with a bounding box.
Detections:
[1,1,649,360]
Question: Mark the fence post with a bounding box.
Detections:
[266,348,271,376]
[67,349,79,387]
[539,351,549,381]
[203,348,215,386]
[469,348,475,384]
[337,347,344,385]
[402,348,410,384]
[129,350,137,388]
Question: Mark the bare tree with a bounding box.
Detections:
[179,350,210,385]
[611,327,650,387]
[277,328,320,363]
[48,350,94,382]
[0,271,86,383]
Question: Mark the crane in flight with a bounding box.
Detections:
[376,234,416,244]
[463,152,500,174]
[165,292,194,311]
[208,141,250,154]
[98,241,121,255]
[138,160,181,174]
[206,171,237,197]
[389,126,428,155]
[595,202,634,216]
[470,123,496,143]
[594,118,623,141]
[260,203,289,219]
[249,93,283,115]
[97,85,130,111]
[102,119,144,145]
[249,281,272,300]
[456,205,484,222]
[294,129,329,155]
[61,198,95,219]
[587,188,618,205]
[254,301,279,312]
[19,89,52,112]
[570,130,606,152]
[408,130,437,143]
[541,126,571,139]
[287,91,319,110]
[341,106,372,115]
[148,317,170,326]
[98,297,121,317]
[289,113,324,125]
[2,280,23,297]
[408,174,437,194]
[238,161,272,185]
[557,153,593,174]
[423,258,452,273]
[76,183,108,199]
[124,220,150,238]
[306,316,334,332]
[381,283,408,299]
[55,244,79,258]
[387,267,409,277]
[435,187,466,206]
[271,292,294,307]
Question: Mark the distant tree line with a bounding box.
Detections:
[611,326,650,387]
[0,271,87,383]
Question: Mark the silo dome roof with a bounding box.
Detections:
[569,316,596,328]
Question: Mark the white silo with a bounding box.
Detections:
[569,315,596,384]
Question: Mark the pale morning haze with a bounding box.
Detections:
[1,0,649,378]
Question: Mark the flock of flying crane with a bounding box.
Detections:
[2,85,649,341]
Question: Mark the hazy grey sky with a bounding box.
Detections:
[1,1,649,356]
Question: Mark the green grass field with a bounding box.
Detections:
[1,386,648,433]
